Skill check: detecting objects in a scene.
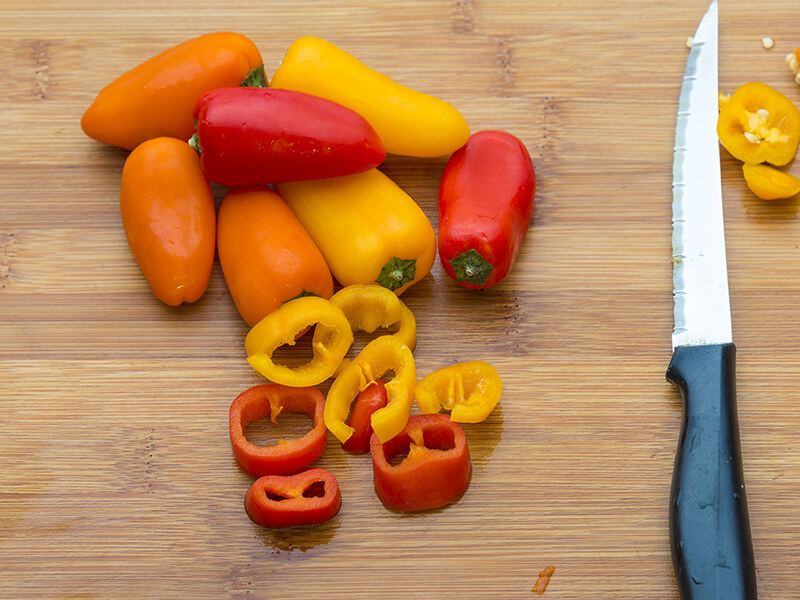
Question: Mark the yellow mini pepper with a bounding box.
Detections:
[270,36,470,157]
[415,360,502,424]
[245,296,354,387]
[320,284,416,352]
[742,163,800,200]
[325,335,416,444]
[276,169,436,296]
[717,82,800,166]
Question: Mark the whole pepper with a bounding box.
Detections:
[119,137,216,306]
[270,36,470,157]
[81,32,265,150]
[217,187,334,327]
[276,169,436,295]
[191,87,386,187]
[438,130,535,289]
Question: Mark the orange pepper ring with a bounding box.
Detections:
[229,383,327,477]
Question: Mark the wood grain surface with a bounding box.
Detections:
[2,1,800,598]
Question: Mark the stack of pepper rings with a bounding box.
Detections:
[228,284,503,527]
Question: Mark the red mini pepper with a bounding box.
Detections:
[370,413,471,512]
[438,130,535,289]
[191,87,386,187]
[229,384,327,477]
[245,468,341,528]
[342,381,388,454]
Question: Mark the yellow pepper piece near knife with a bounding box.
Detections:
[276,169,436,296]
[245,295,353,387]
[742,163,800,200]
[415,360,502,424]
[325,335,416,444]
[716,81,800,166]
[270,36,470,157]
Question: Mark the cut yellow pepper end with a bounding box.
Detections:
[325,335,416,444]
[716,82,800,166]
[742,163,800,200]
[415,360,502,424]
[245,295,354,387]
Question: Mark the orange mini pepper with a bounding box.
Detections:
[717,82,800,166]
[325,335,416,444]
[81,32,264,150]
[119,137,216,306]
[245,296,354,387]
[217,187,334,327]
[415,360,502,424]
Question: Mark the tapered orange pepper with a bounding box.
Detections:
[717,82,800,166]
[217,187,334,327]
[81,32,264,150]
[119,137,216,306]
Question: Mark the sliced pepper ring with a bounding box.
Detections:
[245,468,341,528]
[229,383,327,477]
[319,283,417,351]
[415,360,502,423]
[370,413,471,512]
[325,334,416,444]
[245,295,354,387]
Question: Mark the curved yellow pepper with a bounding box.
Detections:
[325,335,416,444]
[276,169,436,296]
[717,82,800,166]
[415,360,502,424]
[245,295,353,387]
[742,163,800,200]
[320,284,416,351]
[270,36,470,157]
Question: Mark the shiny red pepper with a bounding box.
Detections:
[245,468,341,528]
[438,130,535,289]
[229,384,327,477]
[342,381,388,454]
[191,87,386,187]
[370,414,471,512]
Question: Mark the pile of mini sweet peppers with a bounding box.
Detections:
[82,32,535,527]
[717,78,800,200]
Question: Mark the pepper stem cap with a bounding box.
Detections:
[449,249,493,285]
[240,64,268,87]
[376,257,417,291]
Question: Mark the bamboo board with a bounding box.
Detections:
[2,1,800,598]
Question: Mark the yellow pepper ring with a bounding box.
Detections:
[320,283,417,351]
[325,334,416,444]
[245,295,354,387]
[415,360,503,424]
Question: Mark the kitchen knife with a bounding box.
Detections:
[667,2,757,599]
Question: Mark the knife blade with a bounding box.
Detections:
[667,2,757,598]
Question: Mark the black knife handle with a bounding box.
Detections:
[666,343,756,599]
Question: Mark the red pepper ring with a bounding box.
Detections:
[370,413,471,512]
[245,468,341,528]
[229,383,327,477]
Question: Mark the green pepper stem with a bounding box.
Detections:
[376,257,417,291]
[449,249,493,285]
[240,64,268,88]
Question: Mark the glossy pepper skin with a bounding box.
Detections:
[245,296,354,388]
[416,360,502,424]
[192,87,386,187]
[271,36,470,157]
[119,137,215,306]
[371,414,471,512]
[245,468,341,528]
[217,187,334,327]
[438,130,535,289]
[342,381,388,454]
[717,82,800,166]
[325,335,416,445]
[229,384,327,477]
[276,169,436,295]
[742,163,800,200]
[81,32,264,150]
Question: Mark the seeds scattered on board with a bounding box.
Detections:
[762,36,774,50]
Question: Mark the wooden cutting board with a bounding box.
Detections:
[2,1,799,598]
